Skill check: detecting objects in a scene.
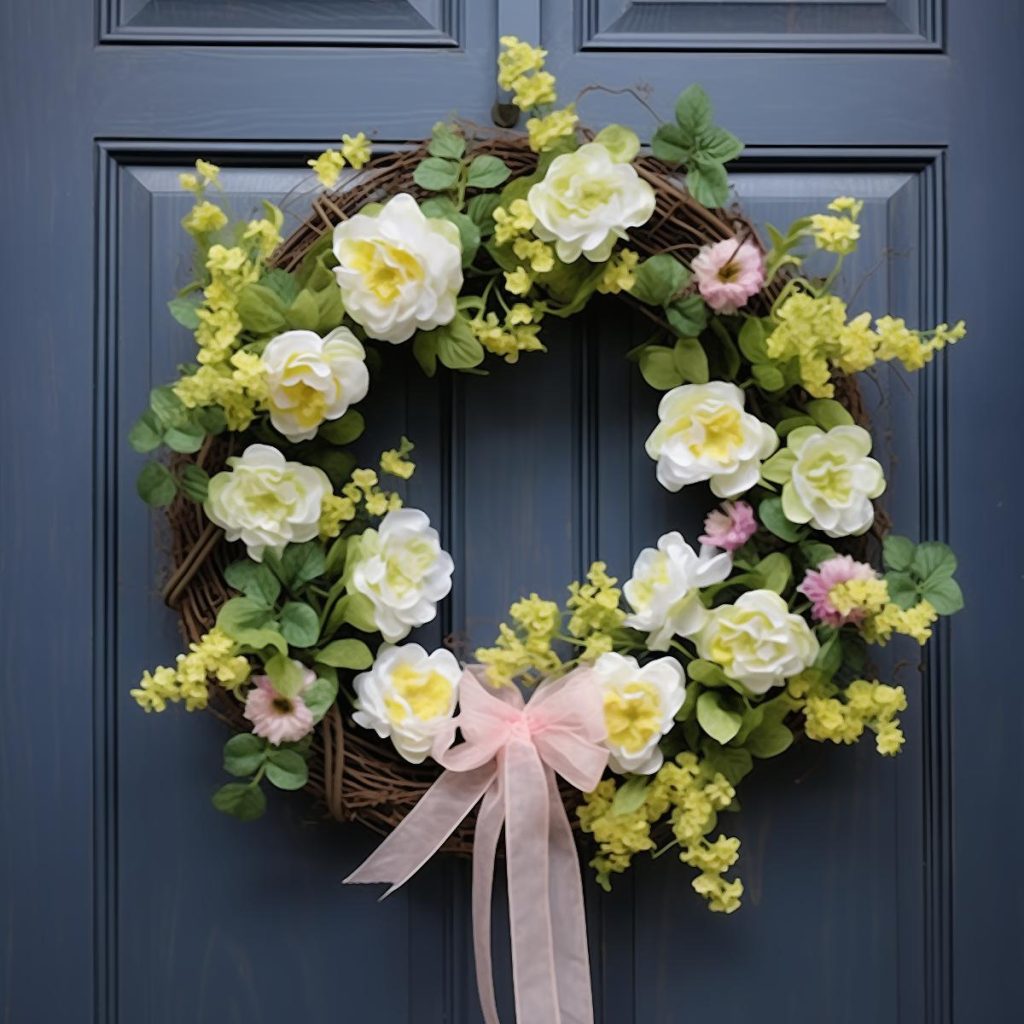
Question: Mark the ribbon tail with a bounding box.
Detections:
[345,764,494,896]
[546,773,595,1024]
[472,772,506,1024]
[504,741,561,1024]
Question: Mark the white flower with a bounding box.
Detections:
[697,590,819,695]
[645,382,779,498]
[204,444,329,562]
[623,532,732,651]
[591,652,685,775]
[332,192,462,343]
[261,327,369,442]
[527,142,656,263]
[777,425,886,538]
[348,508,454,642]
[353,644,462,764]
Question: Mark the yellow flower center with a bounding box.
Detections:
[802,452,851,503]
[603,682,662,753]
[347,239,424,304]
[671,404,744,461]
[383,539,434,596]
[385,664,453,723]
[279,379,328,429]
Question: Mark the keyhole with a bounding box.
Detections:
[491,100,520,129]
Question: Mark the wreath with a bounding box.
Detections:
[131,38,966,1021]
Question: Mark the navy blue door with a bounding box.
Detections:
[3,2,1022,1021]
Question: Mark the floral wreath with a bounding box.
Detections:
[131,38,966,1021]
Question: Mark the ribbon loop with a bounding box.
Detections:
[345,666,609,1024]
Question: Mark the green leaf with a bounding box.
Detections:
[760,449,796,485]
[163,420,205,454]
[702,741,753,785]
[448,212,481,267]
[286,289,319,331]
[224,560,281,605]
[167,296,201,330]
[279,602,320,648]
[630,254,690,306]
[150,385,187,427]
[738,317,769,363]
[260,268,300,306]
[419,196,457,219]
[639,346,683,391]
[746,719,794,759]
[341,592,379,634]
[136,461,176,506]
[882,534,915,572]
[194,404,227,435]
[814,632,842,677]
[280,541,326,589]
[912,541,957,582]
[686,162,729,209]
[611,776,649,815]
[413,329,439,377]
[673,336,709,384]
[694,126,743,164]
[223,734,266,777]
[800,541,837,568]
[237,283,286,334]
[752,363,786,392]
[885,570,920,609]
[316,638,374,669]
[413,157,460,191]
[687,660,733,688]
[651,123,690,165]
[775,415,816,437]
[674,84,714,140]
[315,284,345,332]
[428,122,466,161]
[697,691,744,744]
[304,675,339,722]
[754,552,792,595]
[265,749,309,791]
[805,399,854,430]
[216,596,287,654]
[467,193,503,235]
[178,463,210,503]
[759,496,804,542]
[264,652,306,699]
[435,316,485,370]
[129,411,164,453]
[920,576,964,615]
[212,782,266,821]
[318,409,365,446]
[665,294,707,337]
[466,155,511,189]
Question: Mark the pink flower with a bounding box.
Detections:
[700,500,757,552]
[797,555,876,627]
[243,669,316,745]
[692,238,765,314]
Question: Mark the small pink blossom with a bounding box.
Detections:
[700,500,757,552]
[797,555,876,627]
[244,670,316,746]
[692,238,765,314]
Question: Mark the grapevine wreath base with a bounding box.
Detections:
[161,134,884,853]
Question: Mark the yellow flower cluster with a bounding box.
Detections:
[178,158,220,194]
[380,438,416,481]
[768,290,966,398]
[470,309,545,364]
[475,593,563,686]
[319,494,358,539]
[307,132,373,188]
[565,561,626,660]
[493,198,536,244]
[174,350,269,431]
[526,105,578,153]
[828,577,889,619]
[242,201,284,261]
[342,467,404,523]
[513,237,555,274]
[498,36,556,110]
[862,598,938,646]
[319,462,408,540]
[578,753,743,911]
[808,197,864,255]
[130,628,250,713]
[800,678,908,756]
[597,249,639,294]
[182,200,228,236]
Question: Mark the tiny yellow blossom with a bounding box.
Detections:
[308,148,346,188]
[182,201,228,235]
[828,196,863,218]
[504,266,533,296]
[497,36,547,91]
[526,106,578,152]
[380,447,416,480]
[195,159,221,185]
[493,199,536,245]
[507,303,534,325]
[511,71,557,110]
[341,132,372,169]
[513,237,555,274]
[319,494,357,539]
[597,249,639,295]
[178,172,200,193]
[809,213,861,255]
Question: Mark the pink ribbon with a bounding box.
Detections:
[345,666,609,1024]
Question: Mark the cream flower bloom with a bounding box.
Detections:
[778,425,885,538]
[646,382,778,498]
[261,327,369,442]
[204,444,329,562]
[352,644,462,764]
[527,142,656,263]
[332,193,462,343]
[623,531,732,651]
[347,508,454,642]
[697,590,819,695]
[591,652,686,775]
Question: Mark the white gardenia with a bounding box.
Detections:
[347,508,455,642]
[353,644,462,764]
[592,652,686,775]
[332,192,462,343]
[527,142,656,263]
[697,590,819,695]
[204,444,329,562]
[261,327,369,442]
[646,382,779,498]
[781,425,885,538]
[623,531,732,651]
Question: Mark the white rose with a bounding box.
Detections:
[527,142,656,263]
[352,644,462,764]
[348,508,454,642]
[623,531,732,651]
[645,382,779,498]
[591,652,686,775]
[261,327,369,442]
[204,444,329,562]
[332,192,462,343]
[776,425,885,538]
[697,590,819,695]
